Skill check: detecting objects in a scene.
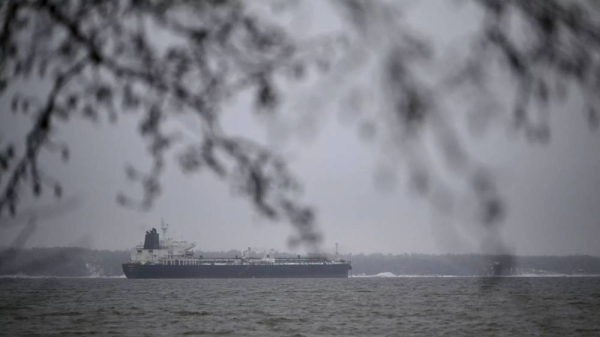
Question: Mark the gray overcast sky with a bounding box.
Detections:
[1,0,599,256]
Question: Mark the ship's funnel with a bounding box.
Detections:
[143,228,160,249]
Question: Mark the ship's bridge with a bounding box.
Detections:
[130,224,196,264]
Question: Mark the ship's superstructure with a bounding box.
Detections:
[123,221,351,278]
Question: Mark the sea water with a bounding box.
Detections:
[1,277,599,336]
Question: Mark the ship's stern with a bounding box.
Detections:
[122,263,138,279]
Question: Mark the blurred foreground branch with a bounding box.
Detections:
[1,0,599,249]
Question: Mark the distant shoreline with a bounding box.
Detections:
[3,274,600,279]
[351,273,600,278]
[2,247,600,277]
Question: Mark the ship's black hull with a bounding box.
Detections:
[122,263,351,279]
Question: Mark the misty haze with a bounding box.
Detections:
[1,0,600,336]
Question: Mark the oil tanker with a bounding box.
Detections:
[122,222,351,278]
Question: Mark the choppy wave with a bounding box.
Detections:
[3,277,597,336]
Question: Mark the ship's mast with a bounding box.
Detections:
[335,242,339,256]
[161,218,169,239]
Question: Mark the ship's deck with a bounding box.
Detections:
[128,257,351,266]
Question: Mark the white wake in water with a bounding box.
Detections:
[351,272,466,278]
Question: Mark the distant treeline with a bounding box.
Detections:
[0,247,127,277]
[342,253,600,276]
[1,247,599,277]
